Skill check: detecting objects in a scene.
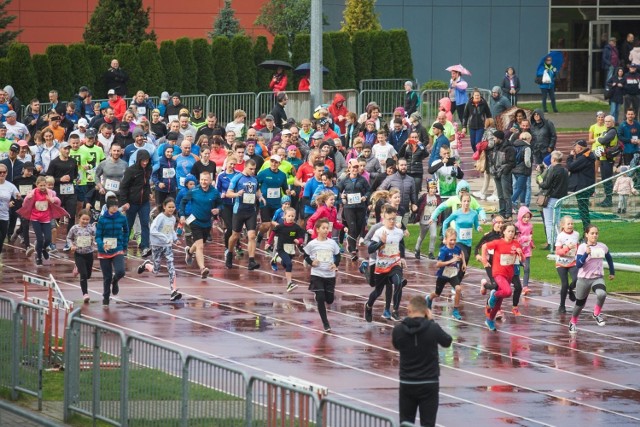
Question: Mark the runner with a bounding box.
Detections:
[426,228,466,320]
[270,207,305,292]
[95,197,129,307]
[66,209,95,303]
[555,216,579,314]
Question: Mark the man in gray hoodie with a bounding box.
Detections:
[489,86,511,118]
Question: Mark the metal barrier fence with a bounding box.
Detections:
[205,92,257,125]
[360,79,414,91]
[0,296,45,409]
[358,89,407,119]
[0,400,65,427]
[320,396,397,427]
[255,90,358,124]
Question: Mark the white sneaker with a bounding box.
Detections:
[592,313,606,326]
[487,194,499,202]
[472,191,486,200]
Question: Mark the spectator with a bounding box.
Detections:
[398,131,428,192]
[165,93,186,123]
[511,132,533,209]
[566,139,596,233]
[328,93,348,136]
[271,93,288,129]
[500,67,521,106]
[489,86,511,118]
[462,89,491,152]
[3,86,22,122]
[607,67,626,124]
[529,109,557,165]
[103,59,128,97]
[621,34,635,68]
[448,70,468,120]
[539,151,569,250]
[119,149,153,257]
[269,66,288,93]
[489,130,515,219]
[595,115,623,207]
[536,55,559,113]
[622,63,640,116]
[618,108,640,165]
[602,37,619,85]
[403,81,420,117]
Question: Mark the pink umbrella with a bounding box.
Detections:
[446,64,472,76]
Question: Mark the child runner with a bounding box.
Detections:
[95,197,129,307]
[45,176,59,253]
[306,191,346,241]
[264,195,291,249]
[555,216,579,313]
[138,198,182,301]
[515,206,535,298]
[271,207,306,292]
[12,162,37,255]
[364,205,407,322]
[302,218,341,332]
[569,225,614,334]
[414,180,441,259]
[441,192,480,285]
[426,228,466,320]
[475,215,504,295]
[66,209,95,303]
[175,174,197,247]
[481,223,523,331]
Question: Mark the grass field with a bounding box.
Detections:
[517,100,607,113]
[406,222,638,293]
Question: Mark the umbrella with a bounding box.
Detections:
[537,51,564,71]
[294,63,330,75]
[496,106,533,131]
[446,64,472,76]
[258,60,293,70]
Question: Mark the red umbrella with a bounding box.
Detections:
[446,64,472,76]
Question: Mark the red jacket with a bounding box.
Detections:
[328,94,348,134]
[298,76,310,91]
[306,205,344,238]
[269,73,288,93]
[109,96,127,121]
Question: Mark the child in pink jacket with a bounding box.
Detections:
[613,166,638,214]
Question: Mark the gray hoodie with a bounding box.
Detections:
[489,86,511,118]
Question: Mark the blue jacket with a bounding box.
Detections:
[216,171,239,206]
[537,64,557,90]
[95,210,129,255]
[179,185,221,228]
[152,155,177,193]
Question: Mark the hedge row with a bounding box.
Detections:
[1,30,413,102]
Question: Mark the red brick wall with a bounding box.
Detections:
[6,0,272,53]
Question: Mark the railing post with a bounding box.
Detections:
[120,336,130,427]
[63,308,81,422]
[10,301,19,401]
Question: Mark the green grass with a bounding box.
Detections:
[517,100,607,112]
[406,222,638,293]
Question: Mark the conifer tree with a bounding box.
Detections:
[211,36,237,93]
[340,0,381,38]
[352,31,373,84]
[270,35,292,91]
[253,36,272,91]
[67,44,95,95]
[389,29,414,80]
[45,45,74,100]
[137,40,165,97]
[322,33,337,90]
[209,0,243,39]
[0,0,21,57]
[291,33,310,89]
[232,35,257,93]
[86,45,108,97]
[175,38,198,94]
[31,54,52,102]
[7,43,37,102]
[192,38,216,94]
[329,31,355,89]
[159,40,183,94]
[370,31,393,79]
[114,43,143,95]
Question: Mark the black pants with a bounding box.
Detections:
[399,382,439,427]
[220,205,234,248]
[494,174,513,218]
[155,190,176,208]
[600,160,614,203]
[0,219,8,254]
[557,266,578,307]
[409,173,423,193]
[74,252,94,295]
[60,194,77,231]
[343,207,366,253]
[99,255,125,300]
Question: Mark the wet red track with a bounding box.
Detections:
[4,133,640,426]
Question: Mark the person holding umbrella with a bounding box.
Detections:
[536,55,559,113]
[270,66,288,93]
[446,65,470,121]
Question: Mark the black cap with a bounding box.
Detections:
[493,130,505,140]
[193,105,202,111]
[85,128,97,138]
[574,139,588,148]
[166,131,179,141]
[9,143,19,152]
[79,86,89,92]
[119,122,129,130]
[432,122,444,131]
[171,92,181,98]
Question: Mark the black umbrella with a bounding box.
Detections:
[294,63,330,75]
[258,60,293,70]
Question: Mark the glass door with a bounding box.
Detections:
[588,20,611,93]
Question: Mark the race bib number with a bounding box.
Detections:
[60,183,74,195]
[168,114,178,123]
[266,187,280,199]
[35,201,48,211]
[346,193,361,205]
[382,242,399,256]
[316,249,333,263]
[19,185,32,196]
[395,215,402,228]
[590,247,605,259]
[86,169,95,182]
[104,179,120,192]
[500,254,516,266]
[186,214,196,225]
[179,177,186,187]
[162,168,176,179]
[327,222,333,232]
[161,224,174,234]
[242,193,256,204]
[442,266,458,278]
[76,235,92,248]
[137,106,146,117]
[103,237,117,250]
[459,228,472,240]
[283,243,296,255]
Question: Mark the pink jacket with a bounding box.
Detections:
[515,206,534,258]
[306,205,344,239]
[613,175,637,196]
[17,188,68,222]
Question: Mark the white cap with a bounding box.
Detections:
[107,89,116,95]
[281,129,291,135]
[270,154,282,163]
[106,191,117,199]
[78,118,88,127]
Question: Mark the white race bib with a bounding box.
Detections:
[459,228,472,240]
[162,168,176,179]
[179,176,185,187]
[137,106,146,116]
[76,235,92,248]
[316,249,333,263]
[382,242,399,256]
[161,224,174,234]
[500,254,515,266]
[442,266,459,278]
[168,114,178,123]
[60,183,74,195]
[346,193,361,205]
[186,214,196,225]
[266,187,280,199]
[590,247,605,259]
[103,237,117,250]
[19,185,32,196]
[35,200,48,211]
[395,215,402,228]
[242,193,256,204]
[104,179,120,192]
[283,243,296,255]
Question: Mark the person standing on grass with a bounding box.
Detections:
[302,218,341,332]
[95,197,128,307]
[568,225,613,334]
[392,295,452,427]
[67,210,95,303]
[138,197,182,302]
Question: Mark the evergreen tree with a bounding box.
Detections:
[0,58,10,94]
[46,45,74,100]
[232,35,256,93]
[31,54,52,102]
[67,44,95,94]
[83,0,156,54]
[209,0,243,40]
[291,33,310,89]
[352,31,373,84]
[159,40,183,94]
[0,0,21,57]
[137,40,165,97]
[175,38,198,94]
[86,45,108,97]
[329,31,355,89]
[211,36,237,94]
[255,0,312,51]
[253,36,271,91]
[389,29,414,80]
[370,31,393,79]
[192,38,216,94]
[340,0,381,38]
[321,33,337,90]
[270,35,292,91]
[114,43,143,96]
[6,43,37,102]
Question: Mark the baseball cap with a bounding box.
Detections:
[287,145,297,151]
[79,86,89,92]
[78,118,88,127]
[493,130,505,140]
[100,101,110,110]
[270,154,282,163]
[119,122,129,130]
[166,131,179,141]
[105,191,117,200]
[281,129,291,136]
[574,139,588,147]
[319,118,329,125]
[17,139,28,147]
[160,91,170,101]
[9,142,19,152]
[432,122,444,131]
[171,92,181,98]
[281,195,291,204]
[85,128,97,138]
[312,131,324,140]
[107,89,116,95]
[59,141,71,149]
[0,123,6,129]
[193,105,202,111]
[265,114,274,121]
[5,110,16,118]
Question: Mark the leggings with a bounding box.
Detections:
[99,255,125,300]
[521,257,531,287]
[220,205,234,248]
[0,219,7,254]
[572,277,607,322]
[276,250,293,272]
[415,222,437,254]
[151,245,175,289]
[368,268,405,312]
[31,221,52,260]
[74,252,94,295]
[343,207,366,253]
[556,265,577,308]
[399,382,439,427]
[488,274,513,320]
[314,289,335,326]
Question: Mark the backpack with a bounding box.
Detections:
[514,145,526,165]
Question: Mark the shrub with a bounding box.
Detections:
[291,33,310,89]
[159,40,183,94]
[329,31,355,89]
[192,38,216,94]
[322,33,337,90]
[421,80,448,90]
[7,43,37,102]
[67,44,95,96]
[370,31,393,79]
[138,40,165,97]
[31,54,52,101]
[253,36,272,92]
[352,31,373,84]
[175,38,198,94]
[232,35,257,93]
[211,36,237,93]
[45,45,74,100]
[86,45,108,97]
[388,29,413,80]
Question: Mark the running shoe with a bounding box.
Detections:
[137,260,152,274]
[62,243,71,252]
[225,250,233,269]
[170,290,182,301]
[323,322,332,332]
[452,308,462,320]
[286,282,298,293]
[425,295,432,309]
[391,311,401,321]
[522,286,531,296]
[247,260,260,271]
[480,279,488,295]
[48,243,57,253]
[414,250,420,259]
[83,294,90,303]
[350,251,358,261]
[201,267,209,279]
[111,279,119,296]
[558,305,567,314]
[488,289,497,309]
[256,233,263,245]
[358,237,364,246]
[271,260,278,271]
[484,302,491,319]
[358,261,369,275]
[428,252,435,260]
[184,246,193,266]
[364,304,373,322]
[487,194,499,202]
[485,318,497,331]
[102,298,110,307]
[9,230,19,243]
[568,286,576,302]
[592,313,606,326]
[512,307,521,316]
[382,309,392,320]
[25,246,35,257]
[35,258,43,266]
[235,247,244,256]
[568,322,577,334]
[141,247,152,258]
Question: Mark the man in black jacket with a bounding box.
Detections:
[392,295,452,427]
[119,149,152,257]
[490,131,516,219]
[104,59,128,97]
[538,150,569,249]
[566,139,596,232]
[270,92,288,129]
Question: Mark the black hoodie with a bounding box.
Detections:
[119,149,152,205]
[392,317,452,382]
